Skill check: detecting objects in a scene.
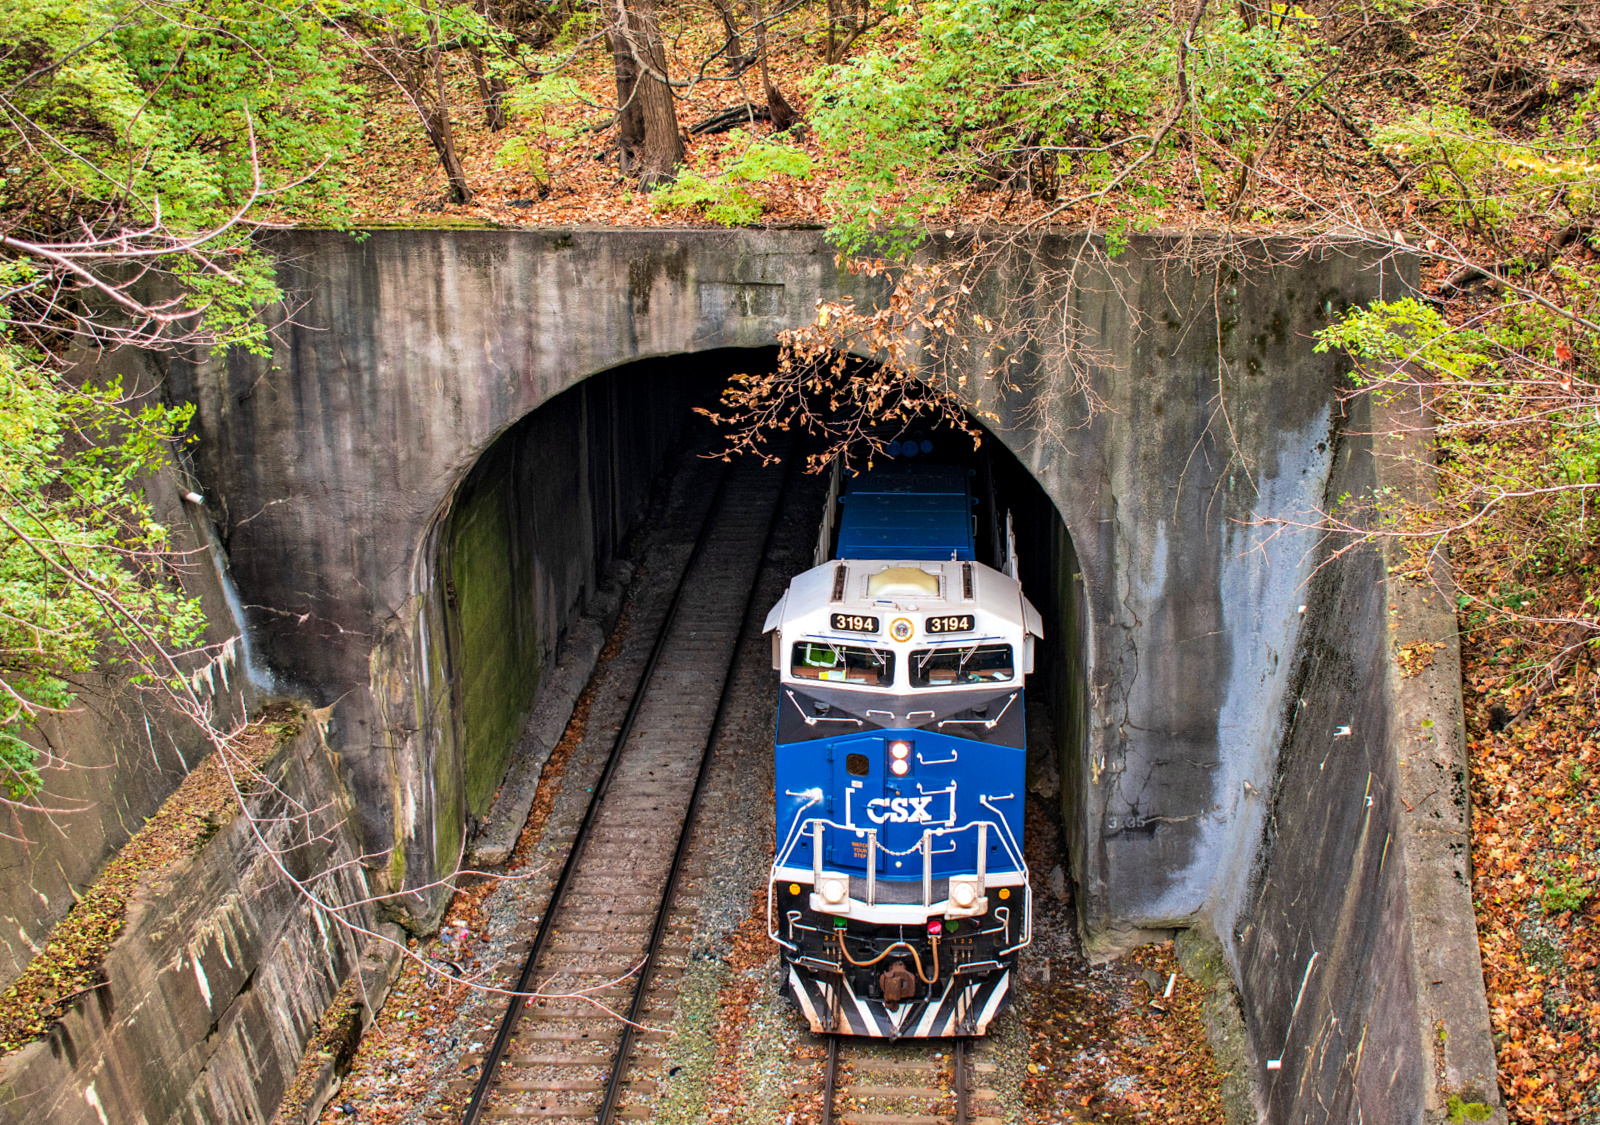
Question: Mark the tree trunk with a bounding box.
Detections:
[608,29,646,174]
[422,108,474,203]
[708,0,747,72]
[611,0,683,186]
[825,0,848,64]
[750,0,797,130]
[470,0,509,132]
[422,0,473,202]
[470,48,510,130]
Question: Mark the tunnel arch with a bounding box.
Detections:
[188,229,1387,942]
[416,348,1094,936]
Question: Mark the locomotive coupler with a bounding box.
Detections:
[879,960,917,1004]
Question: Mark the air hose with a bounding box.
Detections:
[835,928,941,984]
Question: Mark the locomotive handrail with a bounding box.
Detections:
[979,794,1032,953]
[772,814,1027,872]
[937,691,1018,730]
[785,690,862,727]
[767,812,1033,953]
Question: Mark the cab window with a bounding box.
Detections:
[791,642,894,686]
[909,644,1014,687]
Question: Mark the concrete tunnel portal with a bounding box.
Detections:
[162,228,1497,1122]
[431,347,1091,889]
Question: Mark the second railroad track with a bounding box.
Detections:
[461,451,792,1124]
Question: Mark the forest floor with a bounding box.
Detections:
[1455,558,1599,1123]
[328,4,1394,238]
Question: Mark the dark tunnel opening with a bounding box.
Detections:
[434,349,761,817]
[434,352,1089,914]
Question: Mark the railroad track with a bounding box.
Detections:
[459,451,792,1124]
[819,1034,1001,1125]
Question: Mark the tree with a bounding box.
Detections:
[748,0,796,130]
[0,0,354,800]
[608,0,684,185]
[336,0,484,203]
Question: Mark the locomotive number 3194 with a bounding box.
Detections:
[925,614,975,634]
[829,613,880,633]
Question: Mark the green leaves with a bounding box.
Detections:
[495,75,584,187]
[1,0,360,226]
[805,0,1314,255]
[1374,97,1600,231]
[0,346,205,798]
[1314,297,1499,384]
[651,131,813,226]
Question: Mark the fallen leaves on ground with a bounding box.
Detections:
[1020,792,1228,1125]
[1454,546,1599,1123]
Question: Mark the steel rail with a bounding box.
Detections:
[595,451,796,1124]
[821,1034,841,1125]
[459,463,733,1125]
[953,1037,970,1125]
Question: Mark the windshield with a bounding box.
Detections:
[908,644,1014,688]
[791,642,894,687]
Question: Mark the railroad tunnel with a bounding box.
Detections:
[429,352,726,825]
[430,347,1090,907]
[139,229,1493,1124]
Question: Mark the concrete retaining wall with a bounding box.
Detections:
[1229,390,1502,1123]
[374,360,713,911]
[0,725,371,1125]
[440,364,703,819]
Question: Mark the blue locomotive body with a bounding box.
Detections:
[764,459,1037,1038]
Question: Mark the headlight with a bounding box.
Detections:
[946,876,986,918]
[890,759,909,776]
[820,878,848,905]
[889,740,911,759]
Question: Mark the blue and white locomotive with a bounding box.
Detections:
[764,454,1040,1038]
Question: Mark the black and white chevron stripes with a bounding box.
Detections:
[785,964,1011,1039]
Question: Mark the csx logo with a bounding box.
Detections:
[866,796,935,824]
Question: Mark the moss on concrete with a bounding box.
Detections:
[0,708,300,1056]
[1174,926,1260,1125]
[448,472,544,817]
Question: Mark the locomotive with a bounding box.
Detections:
[764,447,1040,1038]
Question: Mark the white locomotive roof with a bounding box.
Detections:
[764,558,1042,693]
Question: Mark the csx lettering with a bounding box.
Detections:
[865,796,935,824]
